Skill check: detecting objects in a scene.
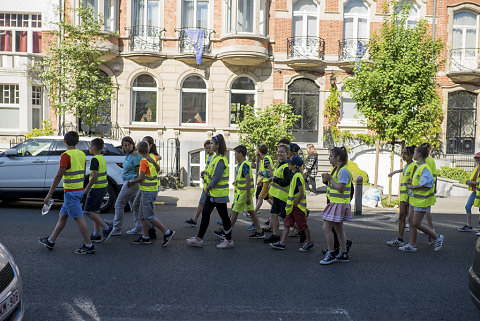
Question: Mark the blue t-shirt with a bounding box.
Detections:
[419,167,434,188]
[338,168,351,184]
[122,152,143,182]
[236,163,250,178]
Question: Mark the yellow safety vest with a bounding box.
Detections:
[91,154,108,189]
[63,149,86,190]
[139,159,158,192]
[286,172,307,215]
[235,160,254,197]
[269,162,289,202]
[399,162,417,202]
[327,165,352,204]
[203,153,216,190]
[468,165,480,192]
[259,155,273,183]
[205,155,229,198]
[409,164,436,207]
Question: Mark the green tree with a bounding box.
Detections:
[237,103,302,162]
[34,7,115,134]
[344,0,444,199]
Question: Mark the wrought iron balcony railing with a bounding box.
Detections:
[338,38,369,61]
[287,36,325,60]
[176,27,214,54]
[126,25,164,52]
[449,48,480,72]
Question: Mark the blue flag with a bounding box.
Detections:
[184,29,205,65]
[355,41,367,72]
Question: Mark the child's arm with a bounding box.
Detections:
[245,173,252,205]
[44,167,66,204]
[294,184,304,206]
[144,155,160,171]
[84,170,97,194]
[128,171,145,186]
[327,180,347,193]
[266,163,273,178]
[388,169,403,178]
[466,179,480,186]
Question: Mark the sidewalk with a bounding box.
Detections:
[155,187,471,215]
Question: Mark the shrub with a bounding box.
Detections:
[25,121,54,139]
[381,197,399,208]
[437,166,469,184]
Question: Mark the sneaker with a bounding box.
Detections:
[458,225,473,232]
[213,229,226,239]
[132,236,151,245]
[335,251,349,262]
[149,227,157,239]
[90,234,102,243]
[126,227,142,235]
[242,212,251,218]
[162,230,176,247]
[346,240,353,252]
[38,236,55,250]
[319,251,336,265]
[434,234,444,251]
[246,223,256,231]
[290,229,301,237]
[387,238,405,247]
[102,226,114,243]
[405,223,410,232]
[398,244,417,252]
[299,230,306,244]
[110,228,121,236]
[270,242,286,250]
[216,239,234,249]
[186,237,203,247]
[264,219,270,226]
[75,244,95,255]
[299,242,314,252]
[184,218,197,226]
[322,249,340,256]
[427,229,436,245]
[263,234,280,244]
[476,230,480,236]
[262,227,273,233]
[249,231,265,239]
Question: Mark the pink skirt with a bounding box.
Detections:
[322,203,352,222]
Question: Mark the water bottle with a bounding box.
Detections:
[41,199,54,216]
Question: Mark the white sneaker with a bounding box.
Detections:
[387,238,405,247]
[405,224,409,232]
[398,244,417,252]
[476,230,480,236]
[186,237,203,247]
[126,227,143,235]
[434,234,444,251]
[216,239,234,249]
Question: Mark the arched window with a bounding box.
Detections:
[287,78,319,142]
[447,91,477,153]
[230,77,256,125]
[291,0,318,58]
[343,0,369,59]
[181,75,207,124]
[131,74,157,123]
[394,1,419,27]
[182,0,209,29]
[452,11,478,71]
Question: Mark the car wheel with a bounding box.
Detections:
[99,184,117,213]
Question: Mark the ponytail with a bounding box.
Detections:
[143,136,159,156]
[331,146,348,173]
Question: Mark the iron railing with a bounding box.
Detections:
[338,38,369,61]
[126,25,164,52]
[9,135,25,148]
[449,48,480,72]
[287,36,325,60]
[437,153,476,172]
[156,138,180,177]
[176,27,214,54]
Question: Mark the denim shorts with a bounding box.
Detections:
[413,206,431,212]
[198,190,207,205]
[60,191,84,219]
[138,190,158,221]
[84,187,107,213]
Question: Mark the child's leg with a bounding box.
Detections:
[248,210,262,232]
[254,198,264,214]
[425,211,433,229]
[398,201,408,239]
[131,190,142,229]
[113,182,138,230]
[407,206,416,245]
[193,204,204,222]
[412,210,438,241]
[197,196,215,239]
[151,218,167,233]
[266,198,273,206]
[304,226,312,243]
[333,222,347,252]
[465,191,476,227]
[323,220,335,251]
[280,226,290,244]
[216,202,232,240]
[141,219,150,238]
[85,212,107,233]
[230,211,239,227]
[49,214,68,242]
[74,216,92,245]
[271,214,280,236]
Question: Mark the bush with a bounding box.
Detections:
[381,197,399,208]
[25,121,54,139]
[437,166,469,184]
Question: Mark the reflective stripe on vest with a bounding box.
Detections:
[235,160,254,196]
[63,149,86,190]
[260,155,273,183]
[268,163,289,202]
[285,172,307,215]
[409,164,436,207]
[327,165,352,204]
[399,162,417,202]
[206,155,229,198]
[91,154,108,189]
[139,159,158,192]
[203,153,216,190]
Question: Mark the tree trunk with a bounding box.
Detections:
[398,140,405,197]
[388,141,395,203]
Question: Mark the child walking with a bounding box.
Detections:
[459,152,480,232]
[320,147,352,264]
[127,141,175,246]
[252,144,274,221]
[38,131,95,255]
[270,155,313,251]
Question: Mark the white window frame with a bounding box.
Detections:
[32,85,42,129]
[224,0,267,35]
[0,84,20,130]
[180,76,208,126]
[237,0,254,33]
[132,0,160,27]
[131,74,158,124]
[292,0,318,38]
[343,0,369,41]
[340,91,365,127]
[0,13,43,54]
[182,0,209,29]
[229,77,257,126]
[453,11,479,50]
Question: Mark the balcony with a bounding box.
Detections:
[448,49,480,83]
[217,35,269,66]
[123,26,165,64]
[176,28,215,65]
[338,38,369,70]
[286,36,325,69]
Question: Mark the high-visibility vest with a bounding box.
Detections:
[468,165,480,192]
[425,156,437,205]
[205,155,229,198]
[235,160,254,197]
[139,158,159,192]
[399,162,417,202]
[91,154,108,189]
[63,149,86,190]
[269,162,289,202]
[327,165,352,204]
[259,155,273,183]
[286,172,307,215]
[149,153,160,189]
[409,164,436,207]
[473,171,480,207]
[203,153,216,190]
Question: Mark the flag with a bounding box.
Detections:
[184,29,205,65]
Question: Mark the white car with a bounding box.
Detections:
[0,242,23,321]
[0,136,124,212]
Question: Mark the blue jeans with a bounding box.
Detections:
[60,191,84,219]
[466,191,476,214]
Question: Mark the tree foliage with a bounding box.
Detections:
[237,103,302,161]
[34,7,115,133]
[344,0,444,146]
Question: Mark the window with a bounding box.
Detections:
[12,139,53,157]
[133,0,160,28]
[394,1,418,27]
[182,0,209,29]
[131,74,157,123]
[340,93,364,125]
[287,78,319,142]
[104,0,116,31]
[181,75,207,124]
[0,84,20,129]
[230,77,255,125]
[343,0,369,40]
[238,0,254,32]
[0,13,42,53]
[293,0,317,38]
[225,0,268,35]
[452,11,478,71]
[83,0,99,17]
[32,86,42,129]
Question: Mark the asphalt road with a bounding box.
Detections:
[1,200,480,321]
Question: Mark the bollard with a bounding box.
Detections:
[355,176,363,216]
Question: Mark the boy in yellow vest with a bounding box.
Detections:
[39,131,94,255]
[270,156,313,251]
[459,152,480,232]
[83,138,114,243]
[127,141,175,246]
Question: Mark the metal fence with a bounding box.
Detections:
[156,138,180,177]
[437,153,476,172]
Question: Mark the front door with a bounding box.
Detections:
[288,79,319,142]
[446,91,477,154]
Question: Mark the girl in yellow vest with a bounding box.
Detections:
[399,146,444,252]
[187,134,234,249]
[252,144,274,221]
[420,142,436,238]
[459,152,480,232]
[320,147,352,264]
[386,146,417,247]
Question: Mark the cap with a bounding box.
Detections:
[289,143,300,153]
[287,155,303,167]
[474,152,480,159]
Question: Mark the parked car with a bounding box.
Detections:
[470,237,480,309]
[0,136,124,212]
[0,242,23,321]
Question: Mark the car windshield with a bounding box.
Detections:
[9,139,53,157]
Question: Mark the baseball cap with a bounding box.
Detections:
[474,152,480,159]
[287,155,303,167]
[289,143,300,153]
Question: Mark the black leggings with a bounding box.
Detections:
[197,196,232,240]
[305,176,316,192]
